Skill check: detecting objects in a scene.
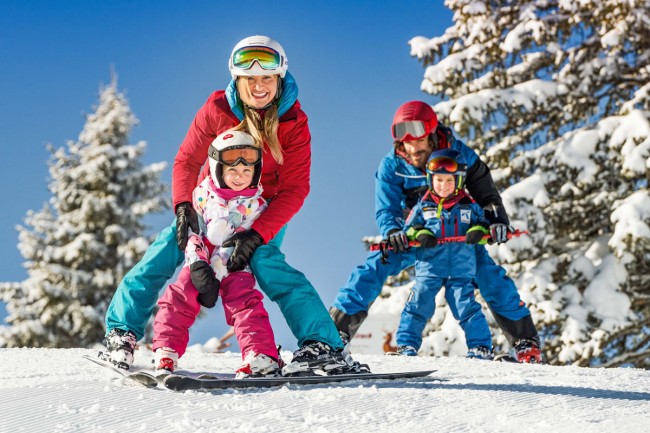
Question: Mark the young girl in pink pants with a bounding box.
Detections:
[153,130,280,378]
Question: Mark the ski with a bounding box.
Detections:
[493,353,519,363]
[163,369,437,392]
[82,354,161,387]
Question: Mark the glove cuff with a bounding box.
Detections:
[386,227,403,237]
[406,226,433,241]
[175,201,192,212]
[467,225,489,245]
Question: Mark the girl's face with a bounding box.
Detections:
[432,173,456,198]
[238,75,278,108]
[222,164,254,191]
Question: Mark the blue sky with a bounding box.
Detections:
[0,0,451,350]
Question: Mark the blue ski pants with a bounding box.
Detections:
[332,245,530,322]
[396,276,493,350]
[105,220,343,349]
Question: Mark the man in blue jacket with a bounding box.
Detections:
[330,101,542,363]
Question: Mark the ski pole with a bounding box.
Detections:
[369,229,529,251]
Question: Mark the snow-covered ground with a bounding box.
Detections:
[1,348,649,433]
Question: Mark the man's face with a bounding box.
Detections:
[402,136,433,169]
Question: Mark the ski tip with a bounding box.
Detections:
[127,372,160,388]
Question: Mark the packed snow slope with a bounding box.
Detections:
[1,348,649,433]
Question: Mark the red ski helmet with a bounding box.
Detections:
[391,101,439,141]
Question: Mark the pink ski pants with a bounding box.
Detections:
[153,266,278,360]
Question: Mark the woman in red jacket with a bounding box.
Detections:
[101,35,365,376]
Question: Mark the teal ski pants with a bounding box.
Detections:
[105,220,343,350]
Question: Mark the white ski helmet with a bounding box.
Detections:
[229,35,288,79]
[208,130,263,189]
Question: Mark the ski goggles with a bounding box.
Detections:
[209,145,261,166]
[427,155,459,174]
[392,120,432,141]
[232,46,282,71]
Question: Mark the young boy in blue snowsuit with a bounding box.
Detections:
[395,149,493,359]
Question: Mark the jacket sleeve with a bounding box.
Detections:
[172,99,220,209]
[404,204,424,230]
[471,203,491,227]
[450,136,507,220]
[251,113,311,243]
[241,197,268,230]
[375,155,406,237]
[185,187,210,266]
[465,159,505,210]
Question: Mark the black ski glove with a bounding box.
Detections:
[223,229,264,273]
[407,225,437,248]
[386,228,409,252]
[189,261,220,308]
[488,223,513,244]
[465,226,489,245]
[198,290,219,309]
[416,232,438,248]
[175,202,199,251]
[483,203,512,244]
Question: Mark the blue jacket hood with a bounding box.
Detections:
[225,71,299,120]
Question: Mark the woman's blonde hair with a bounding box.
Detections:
[233,77,284,165]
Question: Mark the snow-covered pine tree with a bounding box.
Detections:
[0,77,169,348]
[407,0,650,366]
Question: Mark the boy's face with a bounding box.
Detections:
[223,164,254,191]
[432,173,455,198]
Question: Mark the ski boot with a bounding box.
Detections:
[514,338,543,363]
[466,346,495,360]
[154,347,178,374]
[397,345,418,356]
[235,352,283,379]
[99,328,137,370]
[282,341,370,376]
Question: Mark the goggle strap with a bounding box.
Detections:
[208,144,219,161]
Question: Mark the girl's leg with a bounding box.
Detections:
[220,272,279,360]
[153,267,201,357]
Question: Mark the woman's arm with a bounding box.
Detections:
[251,112,311,242]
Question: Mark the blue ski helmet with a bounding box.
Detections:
[426,149,468,196]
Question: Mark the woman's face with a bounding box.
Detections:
[238,75,279,108]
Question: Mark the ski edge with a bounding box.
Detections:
[163,369,437,392]
[82,354,161,388]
